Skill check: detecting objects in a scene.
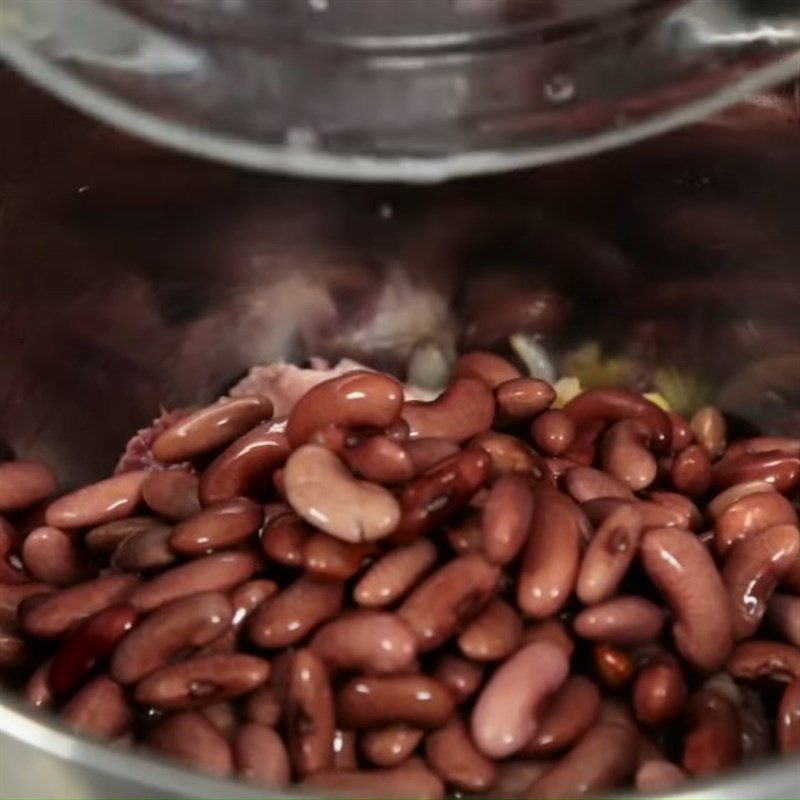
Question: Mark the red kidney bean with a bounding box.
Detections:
[147,711,233,776]
[398,554,499,652]
[682,689,743,777]
[141,470,200,521]
[471,431,552,483]
[303,533,376,581]
[300,766,444,799]
[648,490,703,531]
[21,526,87,586]
[530,409,576,456]
[310,611,416,674]
[112,522,174,572]
[669,412,695,453]
[712,451,800,494]
[426,716,497,792]
[766,593,800,647]
[481,474,534,566]
[25,659,54,709]
[284,648,335,776]
[333,729,359,770]
[727,640,800,682]
[707,480,775,520]
[50,604,137,697]
[0,461,57,513]
[84,516,160,554]
[135,653,270,709]
[111,592,232,684]
[471,641,569,758]
[457,598,522,661]
[562,419,606,467]
[200,701,238,736]
[309,423,349,454]
[726,436,800,460]
[354,539,437,608]
[402,378,494,443]
[244,683,281,727]
[576,503,642,605]
[0,624,27,669]
[635,760,688,793]
[564,466,634,504]
[714,491,798,555]
[362,725,423,767]
[284,444,400,543]
[522,717,639,798]
[518,488,586,618]
[522,619,575,659]
[234,723,291,787]
[777,679,800,755]
[129,551,257,612]
[248,575,343,649]
[453,351,521,389]
[723,524,800,640]
[392,449,490,543]
[691,406,727,460]
[152,396,274,463]
[62,674,133,739]
[495,378,556,425]
[563,389,672,452]
[338,675,455,730]
[402,440,459,477]
[633,654,688,726]
[593,644,635,689]
[601,420,658,492]
[45,471,147,529]
[432,654,484,703]
[0,581,53,626]
[343,436,414,485]
[782,552,800,594]
[446,515,484,556]
[522,675,601,756]
[641,527,733,672]
[169,497,263,555]
[286,372,403,448]
[22,574,138,638]
[583,496,689,530]
[671,443,713,497]
[260,508,309,566]
[199,423,290,505]
[493,761,551,799]
[574,596,666,646]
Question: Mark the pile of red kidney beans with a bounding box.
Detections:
[1,351,799,799]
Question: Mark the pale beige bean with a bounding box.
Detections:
[285,649,336,776]
[285,444,400,543]
[0,461,57,512]
[169,498,263,555]
[234,723,291,787]
[691,406,727,459]
[22,574,138,638]
[310,611,416,674]
[135,653,270,709]
[707,480,775,520]
[22,526,87,585]
[45,471,147,529]
[249,575,344,649]
[147,711,233,776]
[129,551,257,612]
[576,503,642,605]
[338,675,455,730]
[471,642,569,758]
[573,597,666,645]
[62,675,132,739]
[433,654,484,703]
[301,766,444,799]
[457,598,523,661]
[152,396,273,463]
[354,539,437,607]
[481,474,534,566]
[399,554,499,652]
[112,522,174,571]
[361,725,423,767]
[111,591,232,684]
[564,466,634,504]
[426,717,497,792]
[141,470,201,521]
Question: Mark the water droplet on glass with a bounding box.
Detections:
[285,127,319,150]
[544,74,575,105]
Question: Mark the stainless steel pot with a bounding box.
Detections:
[1,67,799,798]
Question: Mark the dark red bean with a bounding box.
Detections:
[453,352,521,389]
[633,654,688,726]
[111,522,174,572]
[777,679,800,755]
[712,451,800,494]
[682,690,742,777]
[671,443,713,497]
[495,378,555,424]
[531,409,576,456]
[260,510,309,566]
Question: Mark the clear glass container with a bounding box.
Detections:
[1,0,798,180]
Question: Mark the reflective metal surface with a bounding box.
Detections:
[1,67,799,797]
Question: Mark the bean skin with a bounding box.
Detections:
[343,436,414,484]
[671,443,713,497]
[354,539,438,608]
[574,597,666,646]
[84,516,160,554]
[727,640,800,682]
[22,526,88,586]
[169,497,263,555]
[714,491,798,555]
[691,406,727,460]
[648,490,702,531]
[471,431,552,483]
[531,409,576,456]
[453,351,521,389]
[707,480,776,520]
[426,717,497,792]
[522,619,575,659]
[361,725,423,767]
[62,675,133,739]
[404,439,460,476]
[601,420,657,492]
[495,378,556,424]
[668,412,695,453]
[260,509,309,566]
[593,644,635,690]
[766,593,800,647]
[0,461,58,512]
[682,690,742,777]
[24,659,54,709]
[0,581,53,627]
[147,711,233,776]
[333,729,359,770]
[777,680,800,755]
[712,451,800,494]
[141,470,200,521]
[244,683,282,727]
[481,474,534,566]
[45,472,147,529]
[234,723,291,787]
[300,766,444,799]
[457,598,523,661]
[303,533,376,581]
[633,654,687,726]
[641,527,733,672]
[432,654,485,703]
[111,522,174,572]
